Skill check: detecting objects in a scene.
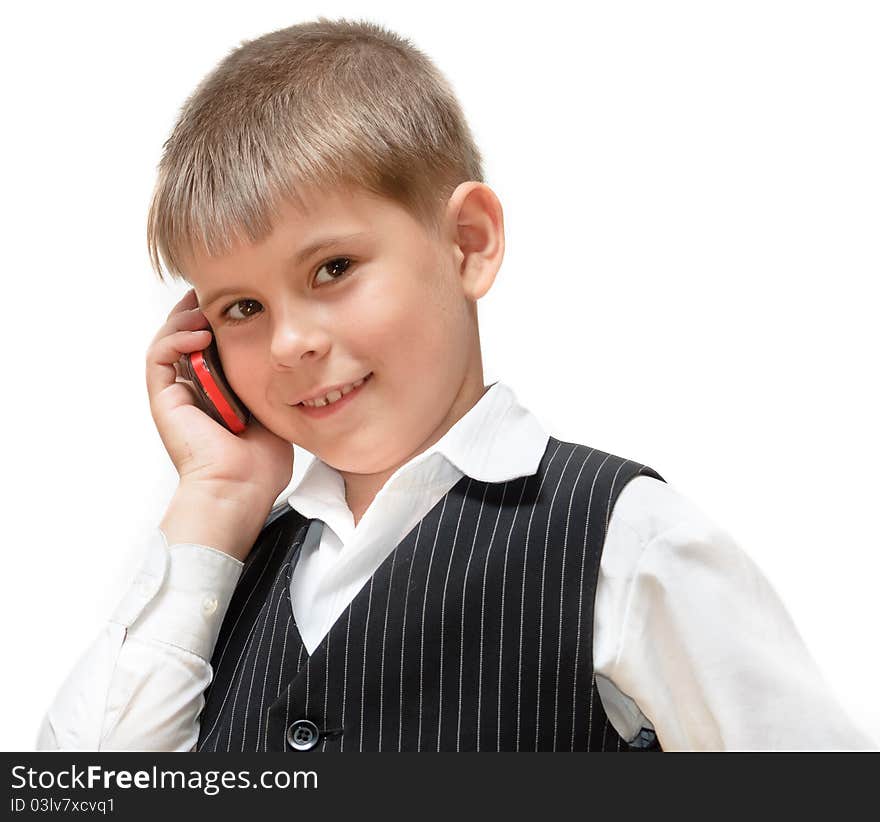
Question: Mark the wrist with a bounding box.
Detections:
[161,483,274,562]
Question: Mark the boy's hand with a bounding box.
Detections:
[146,288,294,559]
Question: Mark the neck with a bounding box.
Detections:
[341,373,489,528]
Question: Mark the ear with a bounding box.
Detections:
[445,182,505,301]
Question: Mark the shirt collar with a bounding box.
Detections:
[285,380,549,516]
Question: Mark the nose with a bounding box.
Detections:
[269,315,331,370]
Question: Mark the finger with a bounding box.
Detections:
[149,289,200,346]
[149,306,211,347]
[166,306,211,334]
[166,288,199,320]
[145,328,212,400]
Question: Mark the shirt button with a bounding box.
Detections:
[287,719,320,751]
[201,595,218,616]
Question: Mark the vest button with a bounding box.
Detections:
[287,719,320,751]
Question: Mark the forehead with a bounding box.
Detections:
[181,184,432,291]
[286,182,387,223]
[245,184,404,254]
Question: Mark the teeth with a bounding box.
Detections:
[300,374,369,407]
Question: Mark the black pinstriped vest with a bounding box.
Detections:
[196,436,664,752]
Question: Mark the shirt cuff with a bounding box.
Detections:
[109,527,244,661]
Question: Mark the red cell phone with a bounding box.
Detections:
[178,338,251,434]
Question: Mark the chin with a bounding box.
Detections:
[312,438,401,475]
[317,452,389,475]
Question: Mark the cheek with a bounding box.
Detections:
[352,279,429,358]
[221,344,267,398]
[368,266,460,348]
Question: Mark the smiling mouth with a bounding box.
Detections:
[294,372,373,410]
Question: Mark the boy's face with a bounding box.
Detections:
[184,183,498,476]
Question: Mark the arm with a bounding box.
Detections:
[595,476,877,752]
[36,526,243,752]
[36,288,296,751]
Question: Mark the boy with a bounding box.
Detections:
[37,17,874,752]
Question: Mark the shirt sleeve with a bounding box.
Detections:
[35,528,244,752]
[593,476,878,752]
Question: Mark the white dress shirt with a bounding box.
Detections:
[36,381,876,751]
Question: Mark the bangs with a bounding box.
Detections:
[147,17,483,281]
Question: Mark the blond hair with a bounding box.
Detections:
[146,17,485,282]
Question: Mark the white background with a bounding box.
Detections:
[2,1,877,750]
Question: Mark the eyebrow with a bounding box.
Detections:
[286,230,373,268]
[199,231,372,308]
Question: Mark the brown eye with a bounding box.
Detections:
[224,299,263,324]
[314,257,353,286]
